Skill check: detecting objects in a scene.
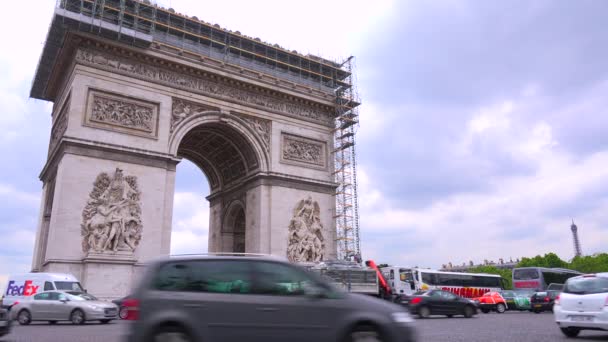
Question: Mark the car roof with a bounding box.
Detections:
[149,253,287,265]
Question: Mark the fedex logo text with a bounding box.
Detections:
[5,280,39,297]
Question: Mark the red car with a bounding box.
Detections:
[472,291,507,313]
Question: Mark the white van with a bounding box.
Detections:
[2,273,84,309]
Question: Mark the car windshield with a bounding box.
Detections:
[564,276,608,295]
[54,281,84,292]
[66,292,98,301]
[502,291,514,297]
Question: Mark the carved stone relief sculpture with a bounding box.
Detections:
[281,133,326,169]
[240,114,271,153]
[49,106,69,153]
[81,168,143,254]
[287,196,325,262]
[85,90,158,138]
[171,98,219,132]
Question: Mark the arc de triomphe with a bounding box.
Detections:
[30,1,345,298]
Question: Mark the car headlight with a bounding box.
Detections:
[391,312,414,323]
[87,304,102,311]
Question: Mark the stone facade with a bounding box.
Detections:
[31,35,338,300]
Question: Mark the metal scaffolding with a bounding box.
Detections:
[333,57,361,261]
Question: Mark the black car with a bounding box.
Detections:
[0,308,11,338]
[112,294,133,319]
[531,290,560,313]
[397,289,478,318]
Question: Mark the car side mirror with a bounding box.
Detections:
[60,298,69,303]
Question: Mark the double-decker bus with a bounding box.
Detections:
[380,266,504,298]
[512,267,581,291]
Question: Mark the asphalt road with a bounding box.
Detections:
[1,311,607,342]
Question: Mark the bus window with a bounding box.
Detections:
[513,269,539,280]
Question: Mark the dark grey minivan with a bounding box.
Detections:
[125,254,416,342]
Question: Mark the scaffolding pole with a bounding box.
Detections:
[333,56,361,262]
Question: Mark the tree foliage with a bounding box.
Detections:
[516,252,608,273]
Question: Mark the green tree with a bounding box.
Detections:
[569,253,608,273]
[517,253,568,268]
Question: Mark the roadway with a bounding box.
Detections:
[1,311,607,342]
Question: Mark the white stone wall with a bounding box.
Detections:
[44,153,174,264]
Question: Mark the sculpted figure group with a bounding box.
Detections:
[81,168,143,253]
[287,196,325,262]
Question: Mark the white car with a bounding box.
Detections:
[554,272,608,337]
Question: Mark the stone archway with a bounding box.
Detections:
[29,5,342,300]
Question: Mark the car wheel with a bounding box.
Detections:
[70,309,86,325]
[151,325,193,342]
[348,325,384,342]
[496,303,506,313]
[533,310,541,314]
[463,305,475,318]
[481,308,490,314]
[418,306,431,319]
[100,319,111,324]
[49,321,57,325]
[560,327,581,337]
[17,310,31,325]
[119,306,128,319]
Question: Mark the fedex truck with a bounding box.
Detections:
[1,273,84,310]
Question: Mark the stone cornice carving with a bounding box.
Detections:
[75,47,334,126]
[85,89,159,139]
[280,133,327,169]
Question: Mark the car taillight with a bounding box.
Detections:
[544,296,550,302]
[411,297,422,305]
[554,295,560,305]
[122,298,140,321]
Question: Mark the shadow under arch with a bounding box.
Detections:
[221,199,246,253]
[169,111,270,193]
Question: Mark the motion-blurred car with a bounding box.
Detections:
[531,290,561,313]
[398,289,478,318]
[501,290,532,311]
[473,291,507,313]
[12,291,118,325]
[125,254,417,342]
[0,308,11,338]
[554,273,608,337]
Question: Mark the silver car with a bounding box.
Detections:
[12,291,118,325]
[126,254,417,342]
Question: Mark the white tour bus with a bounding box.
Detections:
[381,266,504,298]
[1,273,84,309]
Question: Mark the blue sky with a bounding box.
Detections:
[1,0,607,277]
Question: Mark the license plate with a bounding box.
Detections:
[534,304,542,308]
[571,316,593,322]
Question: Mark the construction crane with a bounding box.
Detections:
[332,56,361,262]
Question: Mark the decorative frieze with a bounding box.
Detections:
[85,89,158,138]
[75,48,333,126]
[281,133,327,169]
[287,196,325,262]
[81,168,143,254]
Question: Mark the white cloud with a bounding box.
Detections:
[171,191,209,254]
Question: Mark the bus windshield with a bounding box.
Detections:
[513,269,539,280]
